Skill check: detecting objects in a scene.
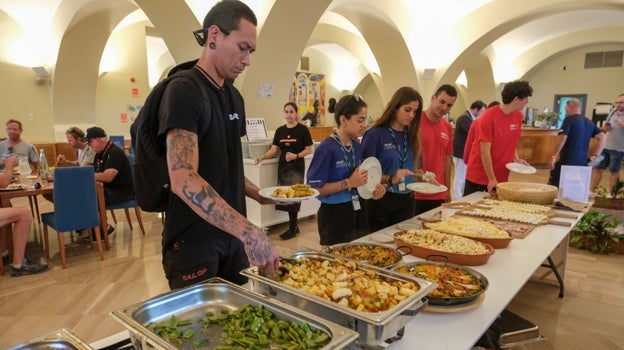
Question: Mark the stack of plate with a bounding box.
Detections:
[357,157,382,199]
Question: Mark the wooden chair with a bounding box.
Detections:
[41,167,104,268]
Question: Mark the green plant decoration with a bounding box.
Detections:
[570,210,623,254]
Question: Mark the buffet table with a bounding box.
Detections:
[354,191,580,350]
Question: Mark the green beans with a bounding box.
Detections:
[145,304,331,349]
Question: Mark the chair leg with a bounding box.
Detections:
[28,196,35,218]
[124,208,134,229]
[93,227,105,261]
[109,210,117,224]
[32,196,40,223]
[58,232,67,269]
[43,224,50,260]
[134,207,146,235]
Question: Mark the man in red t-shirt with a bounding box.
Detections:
[465,80,533,195]
[415,84,457,215]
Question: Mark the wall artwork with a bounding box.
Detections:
[289,72,326,127]
[554,94,588,128]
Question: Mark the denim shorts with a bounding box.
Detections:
[597,149,624,172]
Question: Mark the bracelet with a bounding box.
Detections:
[341,179,347,190]
[296,153,299,159]
[346,179,352,191]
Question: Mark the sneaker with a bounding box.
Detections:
[10,259,48,277]
[280,229,297,240]
[292,226,300,234]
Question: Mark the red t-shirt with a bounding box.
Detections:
[466,106,523,185]
[416,112,453,200]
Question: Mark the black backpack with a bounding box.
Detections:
[130,63,204,212]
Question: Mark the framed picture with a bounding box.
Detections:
[554,94,588,121]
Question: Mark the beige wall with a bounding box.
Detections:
[525,44,624,116]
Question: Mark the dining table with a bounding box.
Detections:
[0,175,109,274]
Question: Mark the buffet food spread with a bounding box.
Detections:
[11,185,582,350]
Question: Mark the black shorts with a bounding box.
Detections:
[163,229,249,290]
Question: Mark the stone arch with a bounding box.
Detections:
[330,2,417,101]
[439,0,624,94]
[52,0,138,124]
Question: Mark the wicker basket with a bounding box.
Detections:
[496,182,558,205]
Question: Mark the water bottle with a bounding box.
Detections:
[39,149,49,182]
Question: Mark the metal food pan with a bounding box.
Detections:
[7,329,93,350]
[110,277,358,350]
[240,251,436,348]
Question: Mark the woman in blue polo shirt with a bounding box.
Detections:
[307,95,386,247]
[361,86,423,232]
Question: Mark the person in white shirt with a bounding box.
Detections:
[591,93,624,194]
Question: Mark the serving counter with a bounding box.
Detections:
[243,156,320,228]
[353,191,580,350]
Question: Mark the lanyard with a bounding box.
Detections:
[388,127,408,168]
[331,131,357,171]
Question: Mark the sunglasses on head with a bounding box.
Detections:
[192,25,230,46]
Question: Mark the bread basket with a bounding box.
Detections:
[496,182,557,205]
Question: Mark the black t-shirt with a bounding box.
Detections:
[94,141,133,196]
[272,123,313,185]
[158,67,246,249]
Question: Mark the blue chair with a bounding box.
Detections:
[41,167,104,268]
[106,154,146,235]
[109,135,125,150]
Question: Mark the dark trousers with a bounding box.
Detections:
[464,179,489,197]
[366,192,415,233]
[414,199,445,216]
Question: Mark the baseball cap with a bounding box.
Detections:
[81,126,107,142]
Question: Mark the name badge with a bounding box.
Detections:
[398,180,406,191]
[352,194,361,211]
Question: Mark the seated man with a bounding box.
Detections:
[0,155,48,276]
[82,127,134,237]
[0,119,39,172]
[57,127,96,166]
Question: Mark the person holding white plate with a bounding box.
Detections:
[465,80,533,195]
[361,87,423,232]
[307,95,386,247]
[255,102,313,240]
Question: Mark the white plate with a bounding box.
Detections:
[357,157,382,199]
[396,222,422,231]
[0,184,27,191]
[369,232,395,243]
[506,162,537,174]
[258,186,319,202]
[406,182,448,194]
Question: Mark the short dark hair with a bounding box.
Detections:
[500,80,533,104]
[434,84,458,98]
[6,119,22,130]
[193,1,257,46]
[470,100,486,110]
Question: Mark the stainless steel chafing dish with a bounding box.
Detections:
[7,329,93,350]
[111,277,359,350]
[240,251,436,349]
